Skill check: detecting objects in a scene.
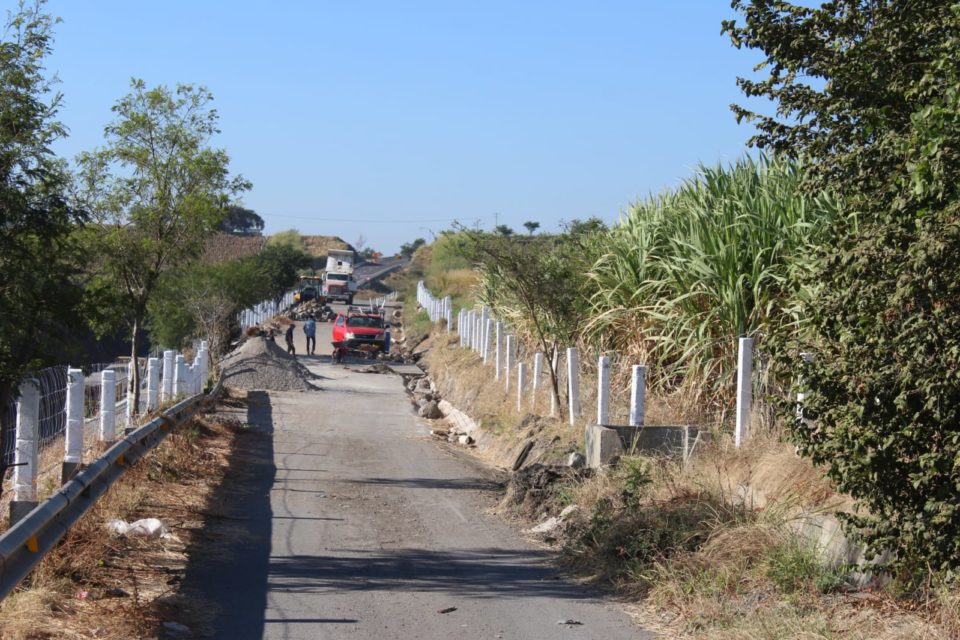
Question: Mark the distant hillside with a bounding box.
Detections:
[301,235,354,258]
[203,233,266,265]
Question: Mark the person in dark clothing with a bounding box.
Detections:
[285,323,296,356]
[303,315,317,355]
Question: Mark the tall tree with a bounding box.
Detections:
[523,220,540,235]
[0,1,87,474]
[218,205,263,235]
[76,80,249,411]
[725,1,960,573]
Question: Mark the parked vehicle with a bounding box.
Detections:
[331,307,389,360]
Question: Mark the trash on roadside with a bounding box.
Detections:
[438,606,458,614]
[107,517,170,538]
[557,619,584,625]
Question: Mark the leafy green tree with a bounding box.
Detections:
[457,226,604,414]
[255,243,311,305]
[76,80,249,410]
[725,1,960,573]
[523,221,540,235]
[0,1,87,471]
[494,224,515,237]
[399,237,426,258]
[219,205,264,235]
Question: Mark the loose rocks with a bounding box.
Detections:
[220,337,318,392]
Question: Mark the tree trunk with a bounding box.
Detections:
[129,317,141,418]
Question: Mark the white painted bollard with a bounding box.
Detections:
[13,379,40,505]
[63,367,84,483]
[629,365,647,427]
[174,354,187,397]
[483,319,494,364]
[446,306,453,333]
[735,337,754,448]
[100,369,117,442]
[517,362,527,411]
[567,347,581,426]
[550,350,560,417]
[162,350,175,402]
[505,335,515,390]
[480,308,489,354]
[597,355,611,426]
[474,313,482,352]
[200,341,210,387]
[495,322,503,380]
[533,353,543,392]
[147,357,160,412]
[458,310,465,346]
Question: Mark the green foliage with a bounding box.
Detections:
[612,457,652,509]
[587,155,840,404]
[765,540,845,595]
[219,205,263,235]
[255,243,311,304]
[494,224,514,237]
[75,79,248,405]
[523,220,540,235]
[267,228,305,251]
[458,223,604,413]
[399,237,426,258]
[0,1,87,427]
[726,1,960,572]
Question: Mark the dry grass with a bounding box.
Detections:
[0,399,244,639]
[419,326,960,640]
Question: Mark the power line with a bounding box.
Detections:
[265,213,465,224]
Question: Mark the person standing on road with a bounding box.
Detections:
[285,322,296,356]
[303,315,317,355]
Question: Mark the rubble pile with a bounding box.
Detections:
[290,299,335,321]
[220,336,318,391]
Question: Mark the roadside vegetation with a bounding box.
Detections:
[405,2,960,636]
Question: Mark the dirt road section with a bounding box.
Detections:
[180,324,647,639]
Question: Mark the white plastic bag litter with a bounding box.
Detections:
[107,517,170,538]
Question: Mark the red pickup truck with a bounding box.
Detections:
[331,308,388,358]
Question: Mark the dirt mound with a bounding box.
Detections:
[500,463,587,520]
[220,337,318,391]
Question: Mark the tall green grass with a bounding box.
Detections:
[586,155,842,406]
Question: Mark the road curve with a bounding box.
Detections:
[181,317,649,640]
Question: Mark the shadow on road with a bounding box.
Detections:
[179,390,276,640]
[267,547,598,601]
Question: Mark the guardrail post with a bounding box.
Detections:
[505,335,515,390]
[629,365,647,426]
[517,362,527,412]
[146,357,160,412]
[532,352,543,409]
[99,369,116,442]
[495,322,503,380]
[199,340,210,388]
[597,355,611,426]
[162,350,175,402]
[446,306,453,333]
[11,379,40,525]
[174,354,187,397]
[550,350,560,417]
[735,337,754,448]
[567,347,581,426]
[62,368,85,485]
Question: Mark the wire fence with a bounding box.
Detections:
[420,281,776,441]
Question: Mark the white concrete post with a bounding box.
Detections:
[124,364,134,424]
[64,368,84,464]
[483,319,494,364]
[446,306,453,333]
[629,365,647,427]
[735,337,754,448]
[533,352,543,392]
[200,340,210,388]
[495,322,503,380]
[162,350,175,402]
[99,369,117,441]
[567,347,581,426]
[550,350,560,417]
[174,354,187,397]
[480,307,489,354]
[62,368,84,484]
[517,362,527,412]
[505,335,515,390]
[597,355,611,426]
[146,357,160,412]
[13,379,40,503]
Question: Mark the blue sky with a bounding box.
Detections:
[40,1,763,254]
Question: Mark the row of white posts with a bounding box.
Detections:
[239,291,296,330]
[417,282,758,447]
[10,342,210,522]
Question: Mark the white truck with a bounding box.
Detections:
[322,249,357,304]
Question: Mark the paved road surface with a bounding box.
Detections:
[183,310,648,639]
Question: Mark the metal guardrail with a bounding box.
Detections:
[0,391,209,600]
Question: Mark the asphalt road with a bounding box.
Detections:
[353,257,408,288]
[182,312,648,640]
